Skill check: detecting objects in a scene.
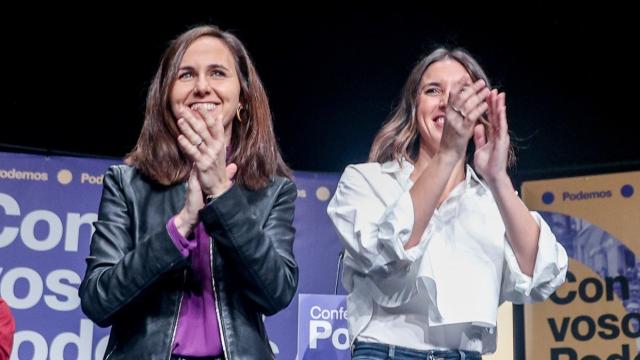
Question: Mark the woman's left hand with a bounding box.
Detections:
[176,106,237,198]
[473,89,510,184]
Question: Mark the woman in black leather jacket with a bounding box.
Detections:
[79,25,298,360]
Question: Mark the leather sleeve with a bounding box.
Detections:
[78,166,186,327]
[199,178,299,315]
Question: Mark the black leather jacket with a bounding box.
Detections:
[79,165,298,360]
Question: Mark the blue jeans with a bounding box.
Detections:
[351,341,482,360]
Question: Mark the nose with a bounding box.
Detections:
[440,89,450,108]
[194,76,211,95]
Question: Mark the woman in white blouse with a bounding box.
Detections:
[327,48,568,359]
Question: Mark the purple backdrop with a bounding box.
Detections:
[0,152,345,359]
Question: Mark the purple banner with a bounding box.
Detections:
[265,171,345,359]
[0,152,114,359]
[0,152,345,359]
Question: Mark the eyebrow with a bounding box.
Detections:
[178,64,231,71]
[420,82,441,91]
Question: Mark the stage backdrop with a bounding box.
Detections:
[522,171,640,359]
[1,151,512,359]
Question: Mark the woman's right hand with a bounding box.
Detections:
[439,77,490,159]
[175,166,204,237]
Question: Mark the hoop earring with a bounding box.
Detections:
[236,105,244,123]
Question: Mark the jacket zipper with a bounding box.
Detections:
[211,238,230,359]
[167,269,186,360]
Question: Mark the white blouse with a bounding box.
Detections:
[327,160,568,353]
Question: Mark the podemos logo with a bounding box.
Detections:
[0,168,48,181]
[541,184,634,205]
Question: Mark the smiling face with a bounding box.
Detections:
[169,36,242,130]
[415,59,471,155]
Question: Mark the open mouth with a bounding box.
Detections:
[189,103,218,111]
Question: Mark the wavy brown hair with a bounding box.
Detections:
[125,25,291,190]
[369,47,515,167]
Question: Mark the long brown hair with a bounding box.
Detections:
[125,25,291,190]
[369,47,516,167]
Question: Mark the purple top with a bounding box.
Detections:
[167,217,223,357]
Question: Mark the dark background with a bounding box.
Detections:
[2,7,637,359]
[2,8,638,181]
